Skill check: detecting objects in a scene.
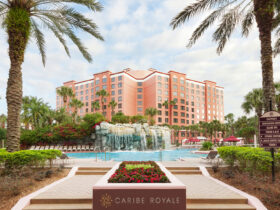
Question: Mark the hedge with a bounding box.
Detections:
[217,146,275,174]
[0,149,62,168]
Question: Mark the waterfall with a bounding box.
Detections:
[162,130,171,149]
[151,129,158,150]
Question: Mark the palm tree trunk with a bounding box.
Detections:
[254,0,275,112]
[6,9,30,152]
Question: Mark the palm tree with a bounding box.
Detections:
[0,114,7,129]
[96,89,109,117]
[108,100,117,116]
[1,0,104,152]
[162,100,169,109]
[169,99,177,125]
[69,98,84,123]
[171,0,279,113]
[145,107,159,125]
[54,107,70,125]
[242,88,264,117]
[225,113,235,136]
[56,86,74,108]
[92,101,100,112]
[275,82,280,111]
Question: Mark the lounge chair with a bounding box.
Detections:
[85,145,90,151]
[58,145,63,151]
[54,145,59,150]
[29,145,35,150]
[63,145,68,152]
[73,145,77,151]
[77,145,81,151]
[81,145,86,151]
[201,151,218,163]
[34,146,40,150]
[45,145,50,150]
[67,146,73,152]
[89,145,94,151]
[49,145,54,150]
[39,146,45,150]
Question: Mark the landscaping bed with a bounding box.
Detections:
[108,161,170,183]
[0,167,69,210]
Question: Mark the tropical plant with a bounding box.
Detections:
[56,86,74,108]
[201,141,213,151]
[96,89,109,117]
[242,88,264,117]
[130,115,148,124]
[69,98,84,123]
[53,108,71,125]
[0,114,7,129]
[224,113,235,136]
[171,0,279,113]
[111,112,130,124]
[186,124,200,137]
[108,100,117,115]
[145,107,159,125]
[171,125,181,146]
[1,0,104,152]
[92,101,100,112]
[169,100,177,125]
[162,100,169,109]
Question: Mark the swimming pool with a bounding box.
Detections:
[66,148,206,161]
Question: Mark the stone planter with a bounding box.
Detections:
[92,162,186,210]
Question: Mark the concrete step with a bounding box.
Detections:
[23,203,92,210]
[30,198,92,204]
[186,203,255,210]
[75,170,107,175]
[170,170,202,175]
[78,167,111,171]
[166,167,200,170]
[187,198,248,204]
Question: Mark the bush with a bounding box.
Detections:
[0,149,62,169]
[0,128,6,140]
[111,112,130,124]
[201,141,213,151]
[217,146,273,174]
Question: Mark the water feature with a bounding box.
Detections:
[93,122,171,151]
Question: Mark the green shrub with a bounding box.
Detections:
[111,112,130,124]
[201,141,213,151]
[0,128,6,140]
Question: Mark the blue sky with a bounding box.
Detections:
[1,0,280,119]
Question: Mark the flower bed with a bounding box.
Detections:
[108,161,170,183]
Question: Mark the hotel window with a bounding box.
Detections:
[197,97,200,101]
[191,83,194,88]
[173,77,178,83]
[102,85,107,90]
[186,113,189,118]
[158,111,162,115]
[165,118,168,123]
[86,90,88,94]
[86,96,88,100]
[165,111,168,115]
[173,92,178,96]
[186,107,189,111]
[180,86,184,91]
[187,120,189,124]
[86,108,88,113]
[75,93,78,97]
[174,98,178,102]
[138,82,142,86]
[80,97,83,101]
[102,77,107,83]
[95,87,100,91]
[138,88,143,93]
[191,89,194,94]
[111,98,115,101]
[118,89,122,95]
[180,99,185,104]
[165,78,169,82]
[111,84,115,89]
[173,85,178,90]
[137,107,143,112]
[80,109,83,113]
[165,91,168,95]
[180,93,184,98]
[118,103,122,108]
[137,95,142,99]
[111,91,115,95]
[95,80,99,85]
[180,79,184,84]
[137,101,143,105]
[158,76,162,80]
[196,90,200,94]
[173,118,178,123]
[158,90,162,94]
[191,102,195,106]
[173,111,178,116]
[118,76,122,81]
[192,114,194,118]
[186,95,189,100]
[158,117,162,122]
[86,102,88,106]
[192,120,194,124]
[196,85,199,89]
[80,85,84,89]
[191,108,194,112]
[80,91,83,95]
[75,86,78,90]
[186,101,189,105]
[91,95,94,100]
[158,103,162,108]
[91,82,94,86]
[118,83,122,88]
[173,105,178,109]
[181,112,185,117]
[181,106,185,110]
[191,96,194,101]
[158,96,162,102]
[111,77,115,82]
[165,84,168,89]
[186,82,189,86]
[118,96,122,102]
[158,82,162,88]
[86,84,89,88]
[91,89,94,93]
[181,119,185,124]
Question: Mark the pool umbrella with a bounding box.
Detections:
[223,136,240,142]
[188,138,200,142]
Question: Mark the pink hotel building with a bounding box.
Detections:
[56,68,224,140]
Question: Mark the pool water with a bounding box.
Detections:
[66,148,206,161]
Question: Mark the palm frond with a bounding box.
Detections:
[170,0,233,29]
[241,8,254,37]
[273,37,280,57]
[31,19,46,65]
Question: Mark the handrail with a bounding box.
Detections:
[94,146,101,162]
[104,146,110,161]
